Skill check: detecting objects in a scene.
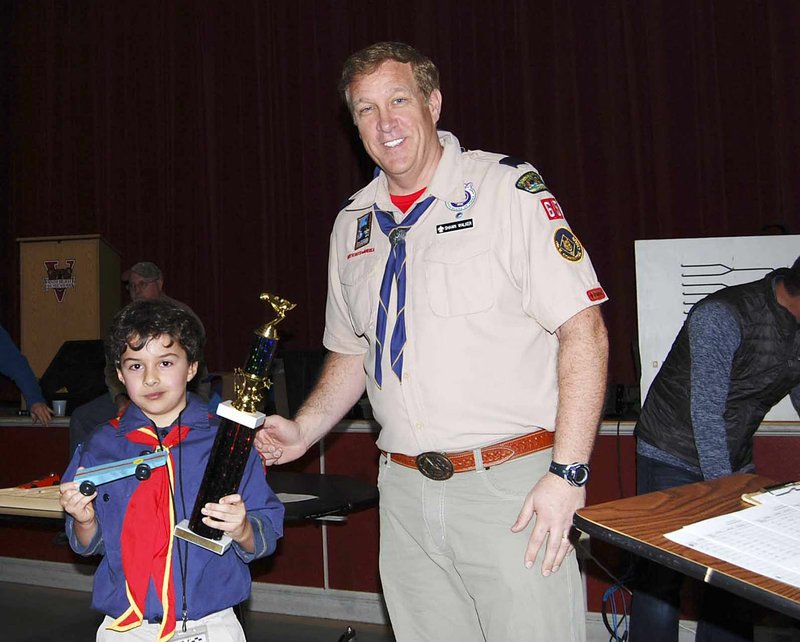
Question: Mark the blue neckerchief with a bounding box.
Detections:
[373,195,435,386]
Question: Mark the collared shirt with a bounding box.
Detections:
[324,131,608,454]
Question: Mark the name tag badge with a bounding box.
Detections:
[172,624,210,642]
[436,219,474,234]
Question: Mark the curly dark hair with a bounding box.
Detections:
[106,298,205,367]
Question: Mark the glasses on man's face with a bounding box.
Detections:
[128,278,158,292]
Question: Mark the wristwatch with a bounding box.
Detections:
[548,461,590,487]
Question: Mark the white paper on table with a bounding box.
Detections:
[747,484,800,507]
[665,505,800,588]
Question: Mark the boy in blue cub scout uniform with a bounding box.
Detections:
[60,298,284,642]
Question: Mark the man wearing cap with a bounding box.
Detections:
[255,42,608,640]
[111,262,207,411]
[68,261,208,455]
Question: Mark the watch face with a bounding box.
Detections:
[568,464,589,486]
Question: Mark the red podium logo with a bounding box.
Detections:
[43,259,76,302]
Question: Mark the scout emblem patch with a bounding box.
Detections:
[554,227,584,262]
[446,182,476,213]
[354,212,372,250]
[515,170,547,194]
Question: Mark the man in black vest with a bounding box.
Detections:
[631,255,800,641]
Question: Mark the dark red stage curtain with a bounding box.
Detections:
[2,0,799,385]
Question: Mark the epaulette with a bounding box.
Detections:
[499,155,528,169]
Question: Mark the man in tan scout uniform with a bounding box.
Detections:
[256,42,609,641]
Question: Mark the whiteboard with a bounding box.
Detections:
[635,236,799,421]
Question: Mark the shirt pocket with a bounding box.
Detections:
[340,254,380,335]
[423,239,493,317]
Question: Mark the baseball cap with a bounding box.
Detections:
[121,261,163,282]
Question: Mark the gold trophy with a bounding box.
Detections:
[174,292,295,554]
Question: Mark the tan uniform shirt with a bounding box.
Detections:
[324,131,608,454]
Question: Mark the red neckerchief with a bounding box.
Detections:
[107,423,190,642]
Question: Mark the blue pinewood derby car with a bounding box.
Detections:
[73,450,169,496]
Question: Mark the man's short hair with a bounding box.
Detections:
[339,41,440,110]
[784,255,800,296]
[121,261,162,283]
[107,298,205,367]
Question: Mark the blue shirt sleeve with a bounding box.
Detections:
[0,324,47,406]
[688,301,742,480]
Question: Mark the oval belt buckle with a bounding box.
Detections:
[415,452,454,481]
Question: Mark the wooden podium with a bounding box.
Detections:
[17,235,121,379]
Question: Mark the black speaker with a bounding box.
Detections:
[39,340,107,415]
[603,383,641,420]
[280,349,327,416]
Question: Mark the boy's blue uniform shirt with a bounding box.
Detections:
[63,393,284,623]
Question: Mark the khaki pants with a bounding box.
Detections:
[378,449,586,642]
[96,607,245,641]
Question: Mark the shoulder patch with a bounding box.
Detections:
[515,170,547,194]
[499,156,528,168]
[553,227,584,262]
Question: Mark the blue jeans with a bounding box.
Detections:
[630,454,753,642]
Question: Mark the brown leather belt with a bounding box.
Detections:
[383,430,554,481]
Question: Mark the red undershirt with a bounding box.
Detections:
[390,187,427,214]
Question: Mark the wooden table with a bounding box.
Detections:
[0,471,378,524]
[574,473,800,620]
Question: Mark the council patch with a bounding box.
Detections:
[515,170,547,194]
[553,227,584,262]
